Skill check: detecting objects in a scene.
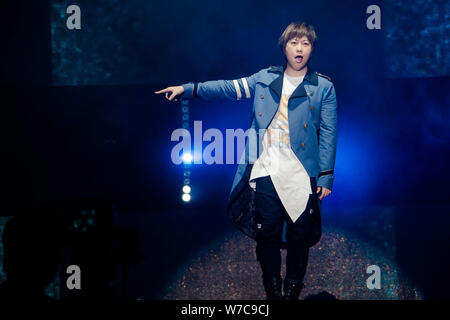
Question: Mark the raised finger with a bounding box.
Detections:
[154,88,169,94]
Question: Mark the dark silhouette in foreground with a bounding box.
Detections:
[304,291,338,300]
[0,208,63,301]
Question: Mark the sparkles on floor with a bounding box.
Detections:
[161,227,422,300]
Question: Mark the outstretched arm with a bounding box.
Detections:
[154,70,261,102]
[180,72,259,100]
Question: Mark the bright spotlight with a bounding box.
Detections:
[182,185,191,194]
[182,153,192,163]
[182,193,191,202]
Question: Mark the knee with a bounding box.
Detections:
[256,222,282,245]
[286,223,310,245]
[286,213,313,244]
[286,230,307,244]
[255,241,280,263]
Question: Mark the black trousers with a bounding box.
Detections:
[254,175,316,281]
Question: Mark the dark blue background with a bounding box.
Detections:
[0,0,449,299]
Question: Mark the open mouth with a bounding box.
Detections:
[295,55,303,63]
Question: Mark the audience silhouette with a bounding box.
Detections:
[0,208,63,301]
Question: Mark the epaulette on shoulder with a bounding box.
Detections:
[316,72,331,81]
[268,65,283,73]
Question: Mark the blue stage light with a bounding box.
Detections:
[182,185,191,194]
[182,153,192,163]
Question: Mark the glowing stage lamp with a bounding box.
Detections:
[182,193,191,202]
[182,153,192,164]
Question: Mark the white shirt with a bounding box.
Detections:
[249,72,312,223]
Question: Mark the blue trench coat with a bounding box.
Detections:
[181,65,337,247]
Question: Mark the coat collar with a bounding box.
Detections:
[268,65,318,99]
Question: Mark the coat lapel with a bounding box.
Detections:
[267,65,319,100]
[268,66,283,99]
[290,68,319,99]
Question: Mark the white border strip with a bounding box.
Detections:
[241,77,251,98]
[233,79,242,100]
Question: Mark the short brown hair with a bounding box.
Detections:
[278,22,317,54]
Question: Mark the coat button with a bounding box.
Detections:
[310,106,314,110]
[301,143,305,147]
[260,94,264,99]
[304,123,307,128]
[258,112,262,116]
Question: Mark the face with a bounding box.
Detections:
[284,35,312,71]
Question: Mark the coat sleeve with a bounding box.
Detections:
[180,71,260,101]
[317,83,338,190]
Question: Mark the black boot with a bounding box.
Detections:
[262,275,283,300]
[282,278,304,300]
